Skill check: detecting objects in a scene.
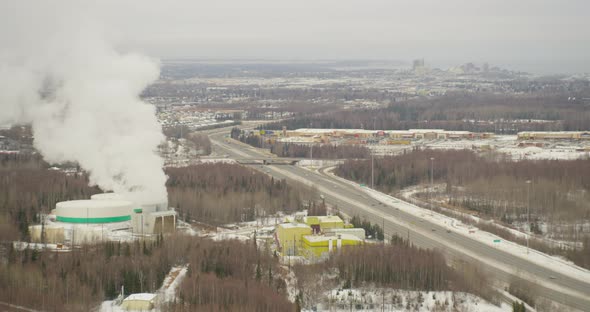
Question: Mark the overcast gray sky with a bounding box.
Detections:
[3,0,590,73]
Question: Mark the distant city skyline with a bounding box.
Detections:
[2,0,590,74]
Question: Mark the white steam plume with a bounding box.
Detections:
[0,4,167,204]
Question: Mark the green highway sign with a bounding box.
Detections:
[493,239,501,243]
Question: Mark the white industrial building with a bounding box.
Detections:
[30,193,177,246]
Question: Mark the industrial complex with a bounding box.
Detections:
[275,215,365,260]
[29,193,177,246]
[517,131,590,140]
[249,128,495,146]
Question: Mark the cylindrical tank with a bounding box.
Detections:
[55,200,133,223]
[91,193,167,212]
[90,193,123,201]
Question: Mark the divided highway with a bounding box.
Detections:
[208,128,590,311]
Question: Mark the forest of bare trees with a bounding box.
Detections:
[294,236,498,310]
[166,238,294,312]
[166,163,312,225]
[163,126,212,155]
[261,93,590,133]
[337,149,590,224]
[0,154,100,241]
[0,235,295,311]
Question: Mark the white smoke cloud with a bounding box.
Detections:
[0,3,167,204]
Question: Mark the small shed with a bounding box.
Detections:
[121,293,157,311]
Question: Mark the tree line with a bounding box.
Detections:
[260,92,590,133]
[270,142,369,159]
[166,163,313,225]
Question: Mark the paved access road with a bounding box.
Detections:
[208,128,590,311]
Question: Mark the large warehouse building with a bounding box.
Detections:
[517,131,590,140]
[275,215,365,260]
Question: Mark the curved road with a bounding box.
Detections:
[208,128,590,311]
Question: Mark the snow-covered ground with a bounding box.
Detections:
[158,265,188,304]
[298,159,344,167]
[307,288,511,312]
[497,145,590,160]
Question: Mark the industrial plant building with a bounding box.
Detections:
[29,193,177,246]
[275,215,364,260]
[255,128,495,145]
[517,131,590,140]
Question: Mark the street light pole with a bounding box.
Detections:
[310,143,313,169]
[430,157,434,215]
[309,122,313,169]
[526,180,531,254]
[371,153,374,189]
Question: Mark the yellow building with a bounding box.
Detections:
[301,234,363,259]
[276,216,363,258]
[518,131,590,140]
[304,215,345,231]
[276,223,312,256]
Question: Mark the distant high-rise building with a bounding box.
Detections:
[483,62,489,73]
[412,58,425,71]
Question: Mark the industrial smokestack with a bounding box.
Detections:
[0,3,167,205]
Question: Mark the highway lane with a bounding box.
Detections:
[208,129,590,310]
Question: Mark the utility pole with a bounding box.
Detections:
[430,157,435,215]
[309,122,313,169]
[382,216,385,243]
[310,143,313,169]
[526,180,531,254]
[371,153,374,189]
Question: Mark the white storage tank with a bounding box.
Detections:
[91,193,166,213]
[90,193,123,201]
[55,200,133,223]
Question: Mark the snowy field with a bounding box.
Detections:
[420,135,590,160]
[308,288,511,312]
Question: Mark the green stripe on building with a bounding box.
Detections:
[56,215,131,223]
